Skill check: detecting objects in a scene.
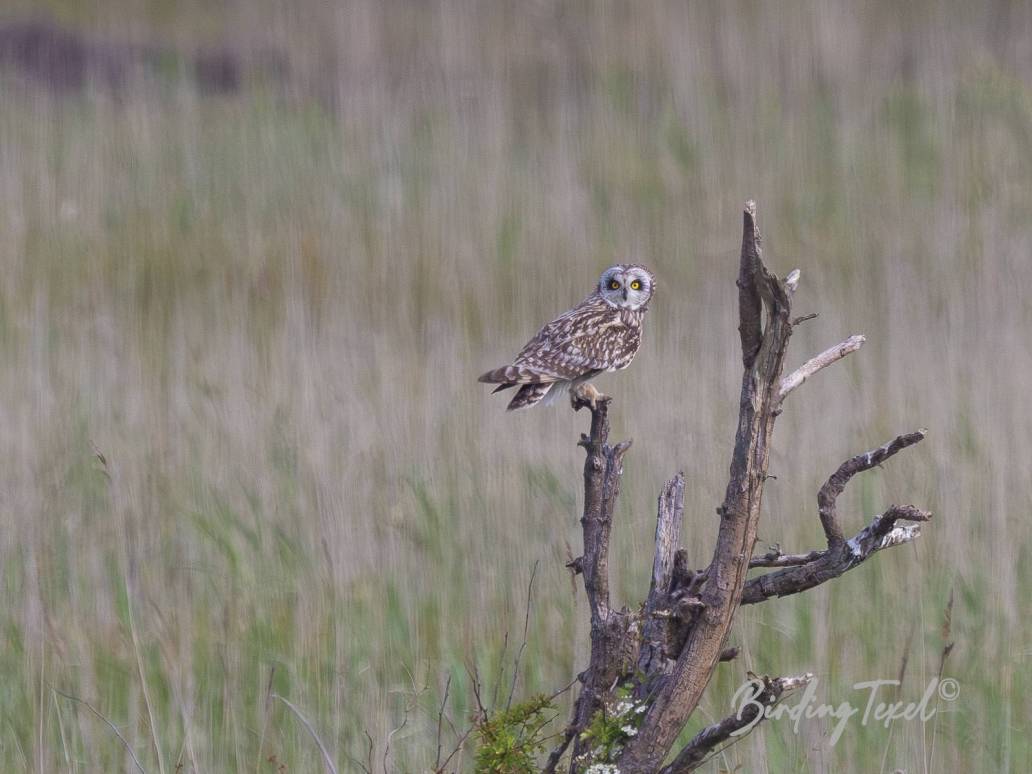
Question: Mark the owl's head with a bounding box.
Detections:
[597,264,656,311]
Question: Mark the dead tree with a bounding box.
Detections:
[546,201,932,773]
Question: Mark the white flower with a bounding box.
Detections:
[635,704,647,714]
[614,701,634,716]
[585,765,620,774]
[621,724,638,736]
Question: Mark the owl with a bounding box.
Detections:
[479,264,656,410]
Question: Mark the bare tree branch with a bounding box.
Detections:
[749,547,823,568]
[466,663,486,720]
[573,395,632,622]
[748,429,928,580]
[433,718,476,774]
[742,504,932,605]
[659,673,814,773]
[541,726,576,774]
[777,334,865,404]
[818,430,927,547]
[538,678,584,774]
[559,393,638,770]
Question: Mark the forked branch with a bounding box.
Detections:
[660,673,814,773]
[742,430,930,604]
[743,503,931,605]
[817,430,926,548]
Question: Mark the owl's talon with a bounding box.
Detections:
[571,382,607,412]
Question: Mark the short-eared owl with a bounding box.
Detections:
[479,264,656,410]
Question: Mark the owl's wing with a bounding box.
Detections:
[512,300,638,380]
[479,296,641,386]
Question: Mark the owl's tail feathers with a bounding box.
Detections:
[479,365,556,409]
[506,383,552,411]
[478,365,552,384]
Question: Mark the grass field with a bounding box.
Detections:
[1,1,1030,771]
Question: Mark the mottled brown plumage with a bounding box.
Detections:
[479,264,656,410]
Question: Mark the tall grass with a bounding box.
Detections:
[1,1,1030,770]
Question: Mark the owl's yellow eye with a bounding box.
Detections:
[630,280,641,290]
[609,280,620,290]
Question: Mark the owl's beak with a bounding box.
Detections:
[622,288,629,302]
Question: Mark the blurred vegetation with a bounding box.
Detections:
[0,0,1030,771]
